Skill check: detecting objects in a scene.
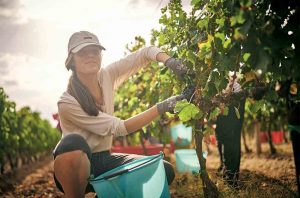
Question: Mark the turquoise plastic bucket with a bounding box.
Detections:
[175,149,207,173]
[89,152,170,198]
[170,124,192,146]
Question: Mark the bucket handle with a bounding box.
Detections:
[91,153,163,181]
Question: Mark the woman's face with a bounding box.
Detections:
[73,45,102,75]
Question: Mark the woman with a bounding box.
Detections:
[53,31,190,197]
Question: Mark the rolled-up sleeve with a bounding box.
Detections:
[58,102,128,137]
[106,46,163,90]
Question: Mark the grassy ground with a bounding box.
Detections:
[169,143,298,198]
[0,142,298,197]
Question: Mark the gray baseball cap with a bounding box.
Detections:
[65,31,105,70]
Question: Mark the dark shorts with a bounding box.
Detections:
[53,134,175,193]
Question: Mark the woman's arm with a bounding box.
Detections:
[105,46,163,90]
[106,47,188,90]
[124,93,189,133]
[58,88,193,137]
[156,52,170,63]
[124,105,159,133]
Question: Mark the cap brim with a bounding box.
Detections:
[71,42,105,53]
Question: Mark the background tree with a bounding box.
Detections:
[0,87,60,174]
[115,0,299,196]
[150,0,299,196]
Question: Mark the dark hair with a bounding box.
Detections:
[67,65,99,116]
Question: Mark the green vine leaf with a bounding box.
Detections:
[249,100,265,114]
[191,0,201,6]
[216,18,225,27]
[203,125,215,135]
[209,107,221,120]
[174,100,202,122]
[223,106,229,116]
[197,18,209,30]
[243,53,251,62]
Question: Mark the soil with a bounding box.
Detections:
[0,143,298,198]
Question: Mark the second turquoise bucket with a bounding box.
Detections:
[89,152,170,198]
[175,149,207,173]
[170,123,192,146]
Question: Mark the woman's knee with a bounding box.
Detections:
[53,134,92,193]
[54,150,91,193]
[53,133,92,160]
[54,150,89,168]
[163,160,175,185]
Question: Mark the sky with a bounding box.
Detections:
[0,0,191,125]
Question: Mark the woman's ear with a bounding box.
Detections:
[71,57,75,65]
[69,58,76,71]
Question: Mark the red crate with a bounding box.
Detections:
[271,131,284,144]
[260,131,284,144]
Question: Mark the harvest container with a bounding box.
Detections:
[175,149,207,173]
[89,152,170,198]
[170,123,192,146]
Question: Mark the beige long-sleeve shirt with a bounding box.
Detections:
[57,46,163,153]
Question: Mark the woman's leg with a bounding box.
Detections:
[53,134,92,198]
[54,151,90,197]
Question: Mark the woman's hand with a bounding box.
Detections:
[156,86,195,115]
[157,95,184,115]
[164,57,188,77]
[156,52,188,77]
